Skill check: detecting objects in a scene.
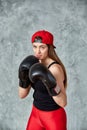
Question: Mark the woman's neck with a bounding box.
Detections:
[40,57,54,67]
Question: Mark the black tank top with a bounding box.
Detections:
[31,62,61,111]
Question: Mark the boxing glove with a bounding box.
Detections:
[29,63,61,96]
[18,55,39,88]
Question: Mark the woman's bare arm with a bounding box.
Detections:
[18,85,31,98]
[49,64,67,107]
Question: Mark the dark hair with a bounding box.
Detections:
[48,45,67,89]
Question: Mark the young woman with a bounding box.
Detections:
[18,30,67,130]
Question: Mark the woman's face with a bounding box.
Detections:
[32,42,49,60]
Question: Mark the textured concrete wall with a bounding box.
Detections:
[0,0,87,130]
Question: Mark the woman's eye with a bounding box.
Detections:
[41,46,45,49]
[33,46,37,48]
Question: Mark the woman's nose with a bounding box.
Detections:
[36,48,41,54]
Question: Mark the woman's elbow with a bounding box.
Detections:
[56,100,67,108]
[19,92,28,99]
[53,95,67,108]
[61,101,67,107]
[59,96,67,107]
[18,87,30,99]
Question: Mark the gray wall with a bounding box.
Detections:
[0,0,87,130]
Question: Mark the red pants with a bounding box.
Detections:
[26,105,67,130]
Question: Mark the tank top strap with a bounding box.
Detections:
[47,61,59,69]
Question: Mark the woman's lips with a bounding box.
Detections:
[35,55,41,59]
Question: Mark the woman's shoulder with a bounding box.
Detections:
[49,63,62,73]
[48,62,64,81]
[48,60,61,71]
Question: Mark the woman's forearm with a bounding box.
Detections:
[52,92,67,107]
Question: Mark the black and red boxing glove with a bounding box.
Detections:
[29,63,61,96]
[18,55,39,88]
